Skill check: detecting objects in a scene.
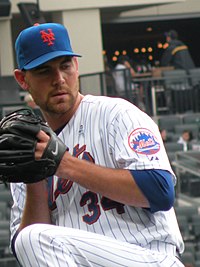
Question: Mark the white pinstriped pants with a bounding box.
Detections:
[14,224,184,267]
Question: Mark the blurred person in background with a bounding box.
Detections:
[24,92,38,109]
[160,128,173,143]
[113,55,136,94]
[177,129,193,151]
[24,92,44,120]
[160,30,195,71]
[113,55,146,111]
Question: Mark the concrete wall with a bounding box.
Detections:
[10,0,184,13]
[0,18,14,76]
[117,0,200,20]
[52,9,104,75]
[1,0,186,77]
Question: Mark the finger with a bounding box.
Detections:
[37,130,50,142]
[35,131,50,159]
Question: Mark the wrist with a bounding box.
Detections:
[56,151,71,178]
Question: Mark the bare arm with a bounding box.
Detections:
[124,60,136,77]
[56,151,149,207]
[19,180,51,231]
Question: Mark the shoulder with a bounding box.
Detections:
[170,40,183,47]
[81,95,154,124]
[81,95,137,115]
[82,94,134,110]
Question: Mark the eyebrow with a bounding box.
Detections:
[32,57,73,71]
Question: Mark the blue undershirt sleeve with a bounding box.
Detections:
[129,169,175,213]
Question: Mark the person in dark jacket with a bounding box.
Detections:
[160,30,195,71]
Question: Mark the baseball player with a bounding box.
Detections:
[8,23,184,266]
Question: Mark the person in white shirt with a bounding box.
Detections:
[177,130,193,151]
[113,55,136,94]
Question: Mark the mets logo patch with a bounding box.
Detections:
[40,29,55,46]
[128,128,160,155]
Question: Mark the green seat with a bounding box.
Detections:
[158,115,182,132]
[0,202,8,220]
[0,257,21,267]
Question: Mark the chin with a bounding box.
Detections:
[46,103,67,114]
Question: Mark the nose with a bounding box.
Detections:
[52,70,65,86]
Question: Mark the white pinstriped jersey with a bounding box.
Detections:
[10,95,184,254]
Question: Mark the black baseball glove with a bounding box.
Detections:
[0,108,67,183]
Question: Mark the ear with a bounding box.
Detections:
[14,69,29,90]
[73,57,79,75]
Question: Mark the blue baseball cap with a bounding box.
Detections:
[15,23,81,70]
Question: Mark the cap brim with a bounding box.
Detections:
[23,51,81,70]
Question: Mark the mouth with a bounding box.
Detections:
[50,91,69,104]
[52,91,68,97]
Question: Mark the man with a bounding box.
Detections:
[10,23,184,266]
[160,29,195,71]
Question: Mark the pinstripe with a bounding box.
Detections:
[38,232,51,267]
[11,95,184,266]
[20,230,33,267]
[29,229,42,266]
[50,239,62,267]
[14,224,183,266]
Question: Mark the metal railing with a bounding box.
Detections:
[79,69,200,117]
[1,70,200,119]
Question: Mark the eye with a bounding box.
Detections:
[32,67,50,75]
[61,62,72,70]
[37,68,50,74]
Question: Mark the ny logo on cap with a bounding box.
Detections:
[40,29,55,46]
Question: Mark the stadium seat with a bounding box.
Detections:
[182,112,200,124]
[0,257,21,267]
[0,219,10,230]
[162,69,192,113]
[175,206,199,224]
[181,251,195,266]
[0,202,8,220]
[191,214,200,241]
[164,142,184,162]
[176,215,192,241]
[187,68,200,112]
[162,69,189,90]
[0,190,13,206]
[158,115,182,132]
[0,229,10,256]
[188,68,200,87]
[195,250,200,262]
[0,76,21,105]
[164,142,184,153]
[184,242,196,255]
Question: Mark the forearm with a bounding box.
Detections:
[56,152,149,208]
[124,61,135,77]
[35,131,149,208]
[19,180,51,231]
